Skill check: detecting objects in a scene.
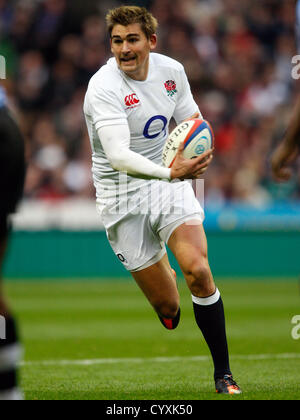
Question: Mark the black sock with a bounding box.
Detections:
[0,315,22,398]
[192,289,232,380]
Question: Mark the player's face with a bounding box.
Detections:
[111,23,157,81]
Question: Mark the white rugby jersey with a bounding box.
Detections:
[84,52,200,201]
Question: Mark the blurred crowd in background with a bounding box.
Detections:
[1,0,300,208]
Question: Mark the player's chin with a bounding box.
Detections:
[120,60,137,72]
[122,66,137,74]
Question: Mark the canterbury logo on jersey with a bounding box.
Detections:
[125,93,140,109]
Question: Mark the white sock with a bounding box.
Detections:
[0,388,23,401]
[192,288,221,306]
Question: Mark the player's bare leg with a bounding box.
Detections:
[167,221,241,394]
[131,253,181,329]
[167,222,215,297]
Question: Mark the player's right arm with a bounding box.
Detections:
[98,124,213,181]
[271,96,300,181]
[98,124,171,180]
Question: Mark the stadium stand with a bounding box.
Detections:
[0,0,299,206]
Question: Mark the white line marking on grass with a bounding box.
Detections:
[21,353,300,367]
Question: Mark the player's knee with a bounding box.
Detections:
[187,260,214,297]
[154,299,179,319]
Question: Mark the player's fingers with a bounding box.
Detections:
[204,153,214,164]
[271,154,283,173]
[176,142,185,157]
[193,149,214,164]
[193,168,207,178]
[194,161,211,176]
[198,164,210,173]
[193,153,213,170]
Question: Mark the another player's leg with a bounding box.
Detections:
[0,220,23,400]
[167,221,241,394]
[131,253,181,330]
[0,108,25,400]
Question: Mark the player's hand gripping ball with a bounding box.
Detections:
[162,119,214,168]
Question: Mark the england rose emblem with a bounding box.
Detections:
[164,80,177,97]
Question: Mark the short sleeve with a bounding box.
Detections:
[173,68,201,124]
[84,83,127,131]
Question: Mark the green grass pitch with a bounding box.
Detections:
[4,278,300,400]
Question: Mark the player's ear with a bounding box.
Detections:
[149,34,157,51]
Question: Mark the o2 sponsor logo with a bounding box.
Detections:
[143,115,168,139]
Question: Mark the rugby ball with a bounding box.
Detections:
[162,119,214,168]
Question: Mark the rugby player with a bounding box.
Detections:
[84,6,241,394]
[271,0,300,180]
[0,86,25,400]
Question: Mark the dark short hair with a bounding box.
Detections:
[106,6,158,39]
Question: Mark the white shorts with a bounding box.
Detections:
[97,180,204,272]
